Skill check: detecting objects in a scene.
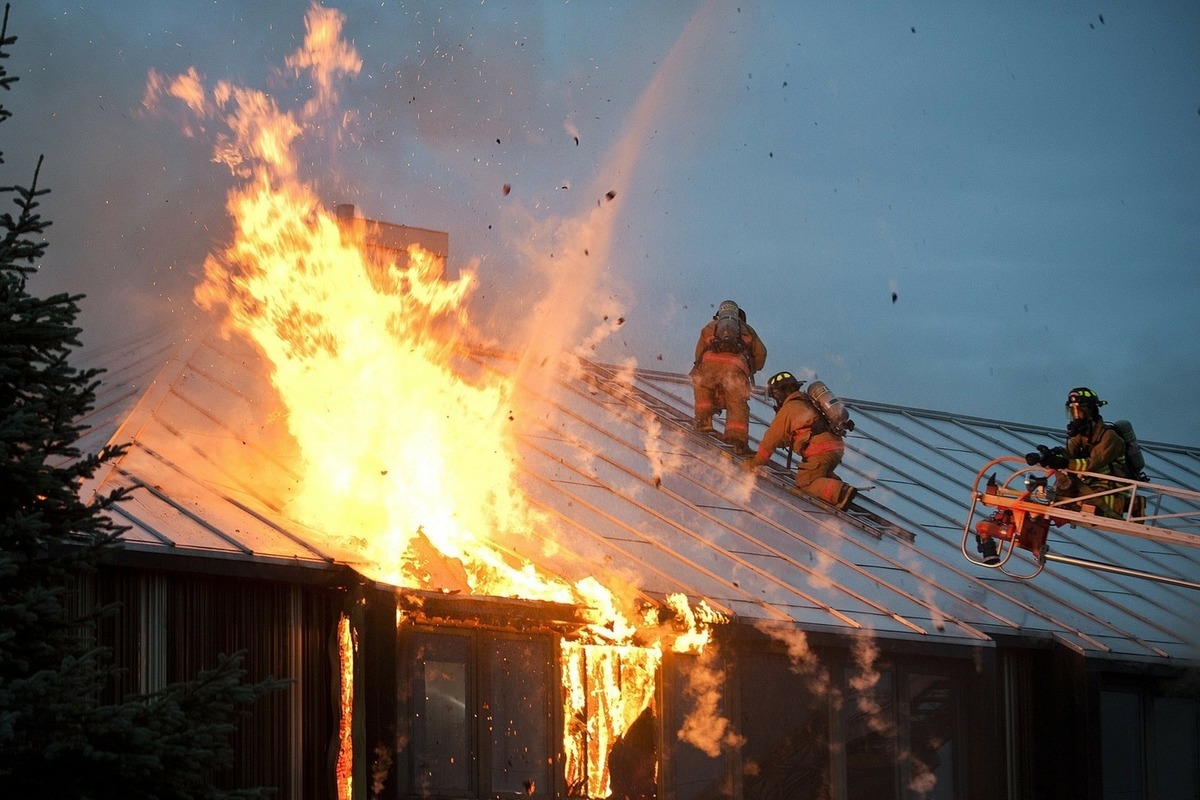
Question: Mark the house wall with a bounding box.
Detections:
[87,565,1200,800]
[93,560,351,799]
[673,631,996,800]
[384,619,996,800]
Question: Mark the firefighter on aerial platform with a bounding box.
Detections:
[1025,387,1129,518]
[691,300,767,456]
[742,371,858,510]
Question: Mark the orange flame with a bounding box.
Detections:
[336,614,355,800]
[562,641,661,798]
[149,5,608,612]
[147,3,735,790]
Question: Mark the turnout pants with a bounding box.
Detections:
[794,434,850,505]
[692,360,752,446]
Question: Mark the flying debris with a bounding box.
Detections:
[502,184,511,196]
[605,190,617,201]
[574,136,580,146]
[891,291,898,304]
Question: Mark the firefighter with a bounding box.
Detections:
[1026,387,1128,518]
[742,371,858,510]
[690,300,767,456]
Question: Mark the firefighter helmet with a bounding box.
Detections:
[1065,386,1105,434]
[766,371,803,410]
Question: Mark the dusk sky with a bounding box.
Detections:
[9,1,1200,446]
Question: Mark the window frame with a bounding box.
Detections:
[400,625,557,800]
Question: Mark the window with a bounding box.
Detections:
[841,661,964,800]
[844,666,898,799]
[906,673,957,800]
[407,629,553,798]
[739,650,831,800]
[412,633,473,794]
[1100,688,1200,800]
[489,638,553,795]
[1150,696,1199,800]
[737,650,966,800]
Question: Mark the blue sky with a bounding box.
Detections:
[10,1,1200,446]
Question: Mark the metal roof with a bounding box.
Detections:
[78,326,1200,664]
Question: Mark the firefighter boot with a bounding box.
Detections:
[835,485,858,510]
[725,437,754,457]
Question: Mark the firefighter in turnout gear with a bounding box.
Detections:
[743,371,858,510]
[1025,387,1129,518]
[691,300,767,456]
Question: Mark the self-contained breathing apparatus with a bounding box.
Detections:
[709,300,745,356]
[806,381,855,437]
[765,373,856,437]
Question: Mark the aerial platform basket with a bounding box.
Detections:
[960,456,1200,588]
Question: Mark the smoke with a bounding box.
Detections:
[898,548,949,633]
[752,620,832,698]
[500,0,749,395]
[847,634,886,727]
[676,643,745,758]
[370,742,394,800]
[507,198,626,397]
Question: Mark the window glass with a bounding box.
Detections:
[739,651,830,800]
[845,666,897,799]
[672,652,732,800]
[413,633,472,794]
[1100,689,1144,800]
[908,673,956,800]
[1151,696,1198,800]
[489,637,552,795]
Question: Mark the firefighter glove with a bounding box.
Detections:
[1026,444,1065,468]
[1040,451,1069,469]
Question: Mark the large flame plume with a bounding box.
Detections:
[149,5,615,611]
[146,4,747,791]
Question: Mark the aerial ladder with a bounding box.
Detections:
[960,456,1200,589]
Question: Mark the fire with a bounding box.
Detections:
[562,641,661,798]
[148,3,738,792]
[193,172,567,599]
[336,614,355,800]
[159,6,594,610]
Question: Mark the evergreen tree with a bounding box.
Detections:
[0,7,286,797]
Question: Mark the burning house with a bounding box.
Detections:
[65,7,1199,798]
[74,218,1200,798]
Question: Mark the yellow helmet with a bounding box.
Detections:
[766,371,803,410]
